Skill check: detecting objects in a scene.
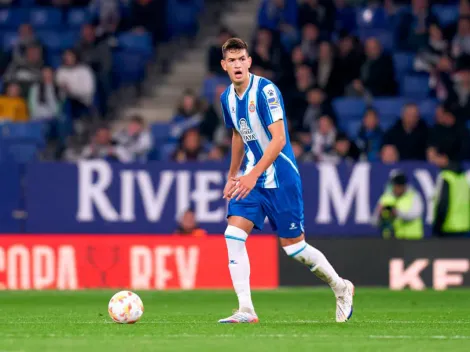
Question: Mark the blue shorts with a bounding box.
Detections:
[227,182,304,238]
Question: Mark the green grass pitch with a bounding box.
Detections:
[1,289,470,352]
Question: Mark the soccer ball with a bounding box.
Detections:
[108,291,144,324]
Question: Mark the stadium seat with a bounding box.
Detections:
[4,141,39,164]
[2,31,17,50]
[373,97,408,125]
[29,8,63,29]
[333,98,366,121]
[0,9,27,29]
[433,5,459,27]
[393,52,415,77]
[356,6,389,29]
[401,75,430,100]
[151,123,171,145]
[202,75,231,103]
[160,143,178,160]
[67,8,92,28]
[117,32,153,58]
[36,30,78,52]
[418,99,439,122]
[112,51,147,87]
[0,121,46,147]
[345,119,363,139]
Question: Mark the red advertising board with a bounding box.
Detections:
[0,235,278,290]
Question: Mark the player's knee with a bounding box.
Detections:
[224,225,249,243]
[279,234,305,248]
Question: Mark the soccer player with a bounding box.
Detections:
[218,38,354,324]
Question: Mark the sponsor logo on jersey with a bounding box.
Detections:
[249,101,256,113]
[239,118,257,142]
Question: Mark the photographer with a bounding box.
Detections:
[372,171,424,240]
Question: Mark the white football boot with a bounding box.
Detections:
[336,279,355,323]
[218,307,259,324]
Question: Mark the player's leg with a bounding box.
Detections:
[279,234,354,322]
[219,192,265,324]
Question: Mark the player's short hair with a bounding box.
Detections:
[222,38,249,58]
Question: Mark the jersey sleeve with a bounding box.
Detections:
[220,93,235,129]
[259,83,284,126]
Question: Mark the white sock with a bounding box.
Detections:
[283,240,346,295]
[224,225,254,312]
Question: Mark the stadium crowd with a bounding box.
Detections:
[167,0,470,167]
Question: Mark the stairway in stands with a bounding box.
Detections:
[122,0,260,124]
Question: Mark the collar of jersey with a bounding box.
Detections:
[234,73,254,101]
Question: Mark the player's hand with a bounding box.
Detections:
[223,178,238,200]
[231,173,258,201]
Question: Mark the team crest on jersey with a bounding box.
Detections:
[239,118,257,142]
[249,101,256,113]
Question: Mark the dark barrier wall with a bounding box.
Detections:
[0,160,466,235]
[0,162,21,233]
[279,239,470,290]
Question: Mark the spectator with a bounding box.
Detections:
[414,23,449,73]
[337,33,364,88]
[130,0,167,45]
[81,125,132,162]
[301,86,336,136]
[89,0,121,37]
[291,139,313,161]
[174,209,207,237]
[28,67,61,120]
[332,132,361,164]
[251,28,280,81]
[56,49,96,118]
[300,23,320,62]
[298,0,335,34]
[285,64,315,129]
[173,128,207,162]
[427,104,470,163]
[12,24,42,65]
[347,38,397,97]
[200,84,227,143]
[356,108,384,161]
[4,45,43,96]
[75,24,112,106]
[397,0,437,51]
[207,145,228,161]
[382,103,428,160]
[446,69,470,121]
[452,17,470,59]
[313,41,343,97]
[207,27,232,75]
[257,0,298,50]
[0,83,28,122]
[311,115,336,161]
[169,90,202,143]
[113,115,153,162]
[381,144,399,164]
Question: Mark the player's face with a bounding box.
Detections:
[221,49,252,85]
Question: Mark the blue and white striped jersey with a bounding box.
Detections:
[220,74,300,188]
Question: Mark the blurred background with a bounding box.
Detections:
[1,0,470,241]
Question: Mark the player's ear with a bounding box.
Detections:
[221,59,227,72]
[247,56,252,69]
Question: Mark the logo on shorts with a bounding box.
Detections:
[249,101,256,113]
[289,223,298,230]
[239,118,257,142]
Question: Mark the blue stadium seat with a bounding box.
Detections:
[67,8,92,28]
[202,75,231,103]
[29,8,62,29]
[2,31,17,50]
[46,51,62,69]
[0,9,27,29]
[117,32,153,58]
[433,5,459,27]
[380,116,397,131]
[393,52,415,77]
[0,121,46,147]
[333,98,366,121]
[4,141,39,164]
[372,97,408,121]
[160,143,178,160]
[151,123,170,146]
[418,99,439,121]
[36,30,78,52]
[401,75,430,100]
[356,6,389,29]
[112,51,147,86]
[167,0,200,37]
[345,119,362,139]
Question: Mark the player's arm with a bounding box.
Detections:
[250,120,285,178]
[223,130,245,199]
